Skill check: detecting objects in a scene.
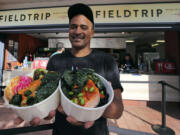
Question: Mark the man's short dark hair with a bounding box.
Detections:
[68,3,94,26]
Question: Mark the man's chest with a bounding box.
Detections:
[53,57,105,77]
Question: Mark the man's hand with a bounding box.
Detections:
[30,109,56,126]
[58,105,94,129]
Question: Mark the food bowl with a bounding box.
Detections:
[3,88,60,121]
[59,73,114,122]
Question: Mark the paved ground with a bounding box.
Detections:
[0,98,179,135]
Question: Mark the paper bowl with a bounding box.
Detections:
[3,88,60,121]
[59,73,114,122]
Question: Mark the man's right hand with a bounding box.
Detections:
[58,105,94,129]
[30,109,56,126]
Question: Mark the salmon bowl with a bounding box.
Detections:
[59,68,114,122]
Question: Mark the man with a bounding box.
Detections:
[31,3,124,135]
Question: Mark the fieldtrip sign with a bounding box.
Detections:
[0,13,51,22]
[0,2,180,27]
[95,9,163,18]
[92,3,180,23]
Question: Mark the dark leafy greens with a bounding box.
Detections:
[35,71,61,103]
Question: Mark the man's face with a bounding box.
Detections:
[69,15,94,50]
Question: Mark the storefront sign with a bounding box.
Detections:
[0,2,180,27]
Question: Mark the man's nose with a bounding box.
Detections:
[75,26,82,34]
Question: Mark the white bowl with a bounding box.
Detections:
[59,73,114,122]
[3,88,60,121]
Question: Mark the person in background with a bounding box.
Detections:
[28,3,124,135]
[121,53,134,71]
[50,42,65,58]
[138,54,143,71]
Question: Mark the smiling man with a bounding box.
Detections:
[31,3,124,135]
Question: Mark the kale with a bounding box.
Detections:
[40,71,61,86]
[63,70,74,87]
[74,71,88,89]
[87,73,104,90]
[24,90,32,97]
[26,96,38,105]
[9,94,22,106]
[35,71,61,102]
[33,68,47,80]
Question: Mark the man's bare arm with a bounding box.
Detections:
[103,89,124,119]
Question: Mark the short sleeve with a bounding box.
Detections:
[104,55,123,92]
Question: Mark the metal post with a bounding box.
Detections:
[162,81,166,128]
[152,81,175,135]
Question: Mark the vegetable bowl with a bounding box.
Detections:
[59,68,114,122]
[3,69,61,121]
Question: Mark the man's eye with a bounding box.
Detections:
[70,25,77,29]
[81,25,88,30]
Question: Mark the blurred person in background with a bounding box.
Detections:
[50,42,65,58]
[121,53,134,71]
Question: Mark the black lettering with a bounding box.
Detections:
[109,10,114,18]
[133,10,139,17]
[14,15,18,21]
[41,13,43,20]
[9,15,13,22]
[20,14,26,21]
[116,10,121,18]
[96,11,101,18]
[5,15,7,22]
[45,13,51,20]
[103,11,106,18]
[142,10,148,17]
[34,13,39,20]
[0,15,3,21]
[157,9,163,17]
[151,9,154,17]
[124,10,131,17]
[28,14,32,20]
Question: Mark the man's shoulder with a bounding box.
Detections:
[51,50,70,59]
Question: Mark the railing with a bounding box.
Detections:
[121,80,179,135]
[0,80,179,135]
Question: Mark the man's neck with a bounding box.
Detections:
[71,47,92,57]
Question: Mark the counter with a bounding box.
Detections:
[2,69,35,86]
[120,73,180,102]
[2,70,180,102]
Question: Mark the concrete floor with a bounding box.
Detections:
[0,98,180,135]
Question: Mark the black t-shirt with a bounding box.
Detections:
[47,50,123,135]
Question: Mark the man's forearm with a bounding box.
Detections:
[103,89,124,119]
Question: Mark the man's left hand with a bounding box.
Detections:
[66,115,94,129]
